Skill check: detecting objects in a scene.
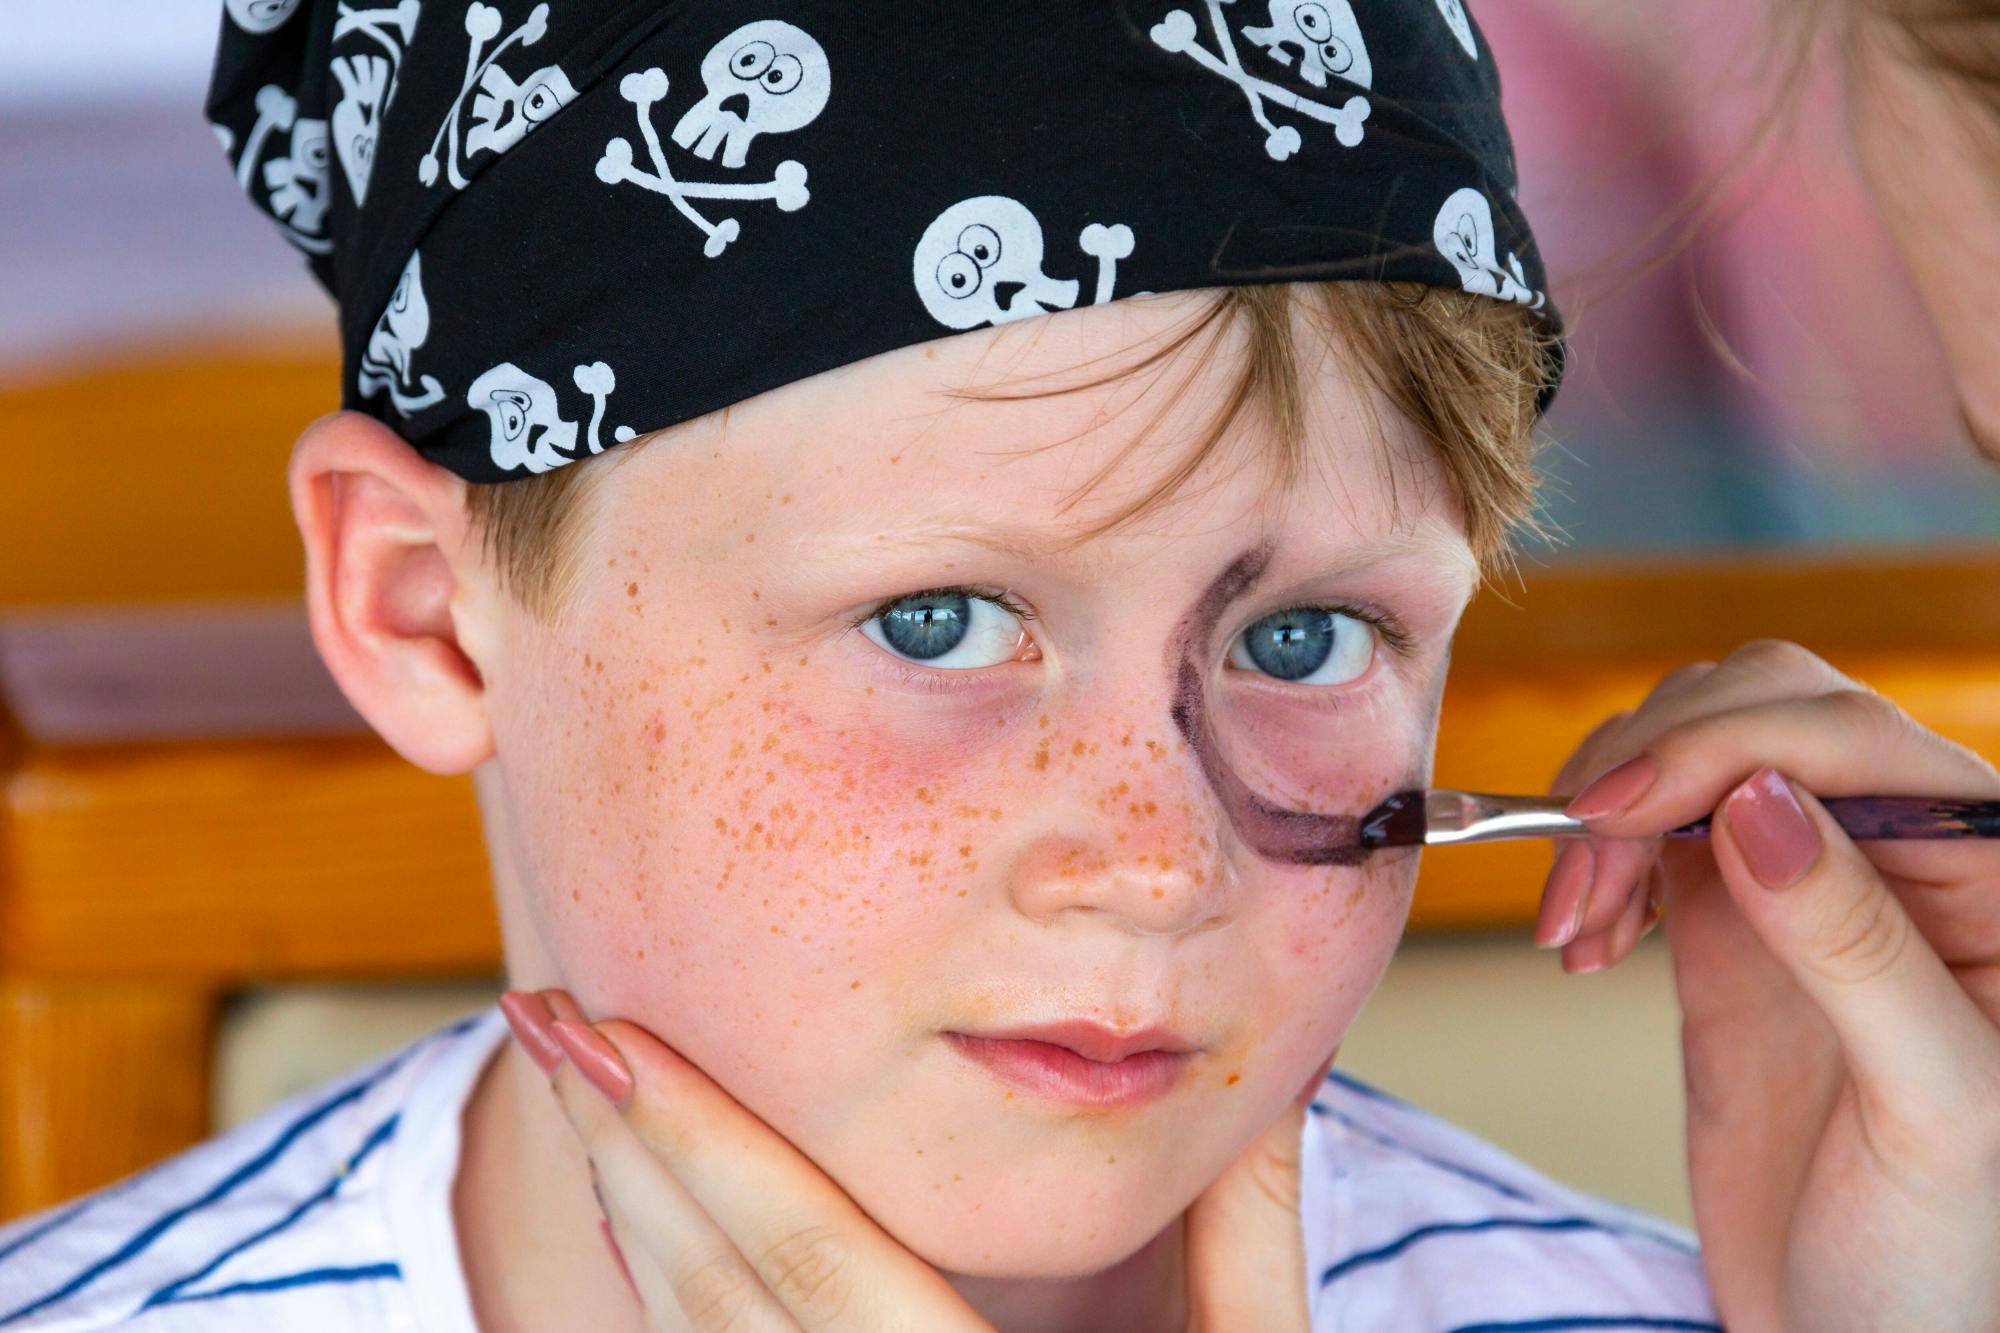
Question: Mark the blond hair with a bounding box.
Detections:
[464,280,1562,618]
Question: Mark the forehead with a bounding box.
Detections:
[601,289,1468,576]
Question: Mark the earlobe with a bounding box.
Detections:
[288,410,498,774]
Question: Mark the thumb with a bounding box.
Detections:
[1183,1062,1325,1332]
[1710,767,1998,1109]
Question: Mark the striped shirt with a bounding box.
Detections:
[0,1005,1719,1331]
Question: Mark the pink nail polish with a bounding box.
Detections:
[1725,767,1820,889]
[551,1021,635,1105]
[1564,753,1660,822]
[499,990,564,1075]
[1534,841,1594,949]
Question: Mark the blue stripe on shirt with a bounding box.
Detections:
[1320,1215,1610,1286]
[0,1031,434,1328]
[1444,1318,1723,1332]
[146,1262,403,1305]
[142,1112,402,1309]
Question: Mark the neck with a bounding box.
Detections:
[453,1040,1191,1333]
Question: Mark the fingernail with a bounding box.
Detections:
[600,1218,639,1296]
[1725,767,1820,890]
[499,990,564,1075]
[551,1020,635,1106]
[1565,753,1659,821]
[1565,933,1610,974]
[1534,840,1595,948]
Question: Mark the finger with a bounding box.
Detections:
[1185,1098,1310,1332]
[1573,835,1659,940]
[1565,688,2000,843]
[1533,840,1594,949]
[1710,768,2000,1122]
[522,999,793,1333]
[583,1018,990,1332]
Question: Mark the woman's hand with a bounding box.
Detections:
[497,988,1324,1332]
[1538,639,2000,1333]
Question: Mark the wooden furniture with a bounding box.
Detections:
[3,554,1996,1221]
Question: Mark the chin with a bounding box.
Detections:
[857,1161,1191,1280]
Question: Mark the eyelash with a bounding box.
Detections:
[841,583,1416,689]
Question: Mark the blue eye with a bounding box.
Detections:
[856,587,1034,670]
[1227,606,1376,685]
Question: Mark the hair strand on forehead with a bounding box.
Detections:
[464,280,1562,619]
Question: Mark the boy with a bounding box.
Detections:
[6,1,1995,1329]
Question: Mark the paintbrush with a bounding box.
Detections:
[1358,790,2000,850]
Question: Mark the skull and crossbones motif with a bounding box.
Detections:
[331,0,423,204]
[229,84,334,255]
[595,21,831,258]
[419,3,577,189]
[913,196,1136,332]
[1435,0,1479,59]
[357,251,447,415]
[470,360,638,474]
[1241,1,1371,90]
[1433,187,1545,310]
[1150,0,1370,160]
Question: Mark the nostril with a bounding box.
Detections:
[990,279,1026,312]
[718,90,751,120]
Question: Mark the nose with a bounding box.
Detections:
[989,279,1027,313]
[1006,734,1235,939]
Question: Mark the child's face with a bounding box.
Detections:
[478,290,1478,1277]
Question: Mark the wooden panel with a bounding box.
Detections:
[0,980,214,1218]
[2,736,498,980]
[0,339,336,608]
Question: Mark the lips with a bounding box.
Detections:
[943,1021,1199,1109]
[963,1020,1198,1064]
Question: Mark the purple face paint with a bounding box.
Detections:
[1167,541,1370,867]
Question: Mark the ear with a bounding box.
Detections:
[288,410,498,773]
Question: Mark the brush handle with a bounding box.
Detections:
[1659,796,2000,841]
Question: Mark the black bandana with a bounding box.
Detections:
[207,0,1561,482]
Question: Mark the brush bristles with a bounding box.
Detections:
[1358,790,1428,849]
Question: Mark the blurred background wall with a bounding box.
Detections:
[3,0,1995,1233]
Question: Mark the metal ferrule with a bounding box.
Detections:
[1425,790,1589,846]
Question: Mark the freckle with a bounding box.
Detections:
[1120,732,1131,746]
[744,531,756,542]
[569,887,580,902]
[625,581,638,597]
[889,454,902,464]
[1106,1155,1116,1164]
[958,844,971,857]
[851,980,860,989]
[1142,800,1156,815]
[1226,1073,1241,1086]
[751,588,761,599]
[1151,887,1164,899]
[1031,748,1048,771]
[915,786,932,803]
[1070,739,1086,756]
[781,494,792,505]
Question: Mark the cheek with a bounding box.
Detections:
[512,640,1021,1105]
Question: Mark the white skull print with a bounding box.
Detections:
[670,20,832,169]
[357,251,446,415]
[1150,2,1370,157]
[1433,186,1543,309]
[471,360,635,474]
[225,0,304,33]
[1242,1,1372,90]
[466,61,579,158]
[1436,0,1478,59]
[597,30,826,260]
[913,196,1135,332]
[331,0,424,205]
[262,117,332,238]
[420,3,573,189]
